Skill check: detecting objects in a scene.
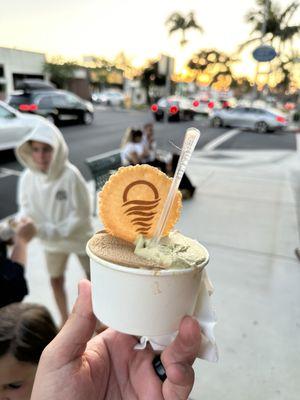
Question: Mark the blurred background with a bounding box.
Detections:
[0,1,299,399]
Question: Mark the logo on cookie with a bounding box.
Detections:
[122,180,160,235]
[55,190,67,201]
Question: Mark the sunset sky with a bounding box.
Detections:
[0,0,299,78]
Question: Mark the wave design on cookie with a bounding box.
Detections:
[122,180,160,235]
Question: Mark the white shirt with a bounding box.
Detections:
[121,142,145,165]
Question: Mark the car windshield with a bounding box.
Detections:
[0,104,15,118]
[157,98,167,107]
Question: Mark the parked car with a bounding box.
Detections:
[0,100,43,151]
[8,88,94,126]
[151,96,194,122]
[210,106,288,133]
[15,79,56,91]
[189,96,217,115]
[92,90,124,106]
[190,95,235,116]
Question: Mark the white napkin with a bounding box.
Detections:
[134,270,218,362]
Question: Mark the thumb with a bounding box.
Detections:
[45,279,97,368]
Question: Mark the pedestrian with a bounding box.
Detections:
[142,122,171,173]
[15,120,93,325]
[120,128,149,166]
[143,122,196,199]
[31,279,201,400]
[0,302,58,400]
[0,218,36,308]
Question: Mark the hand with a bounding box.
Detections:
[31,280,201,400]
[16,218,37,243]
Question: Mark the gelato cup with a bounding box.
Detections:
[86,238,209,336]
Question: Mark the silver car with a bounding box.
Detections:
[92,90,125,106]
[0,100,42,151]
[210,106,288,133]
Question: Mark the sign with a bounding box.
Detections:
[158,55,174,75]
[252,45,277,62]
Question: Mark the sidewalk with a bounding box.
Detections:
[24,150,300,400]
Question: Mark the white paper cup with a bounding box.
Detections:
[86,240,209,336]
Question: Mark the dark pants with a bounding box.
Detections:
[147,154,195,194]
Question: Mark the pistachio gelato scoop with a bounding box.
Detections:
[134,230,207,269]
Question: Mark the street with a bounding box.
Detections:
[0,106,297,219]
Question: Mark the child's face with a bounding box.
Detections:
[132,134,142,143]
[0,353,37,400]
[30,141,53,172]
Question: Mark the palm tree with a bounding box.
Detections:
[165,11,203,47]
[240,0,300,92]
[240,0,300,53]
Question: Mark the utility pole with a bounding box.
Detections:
[253,0,270,103]
[165,57,171,97]
[164,56,172,123]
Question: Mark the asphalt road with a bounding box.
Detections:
[0,107,297,219]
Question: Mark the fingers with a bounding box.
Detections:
[44,279,96,369]
[163,316,201,367]
[161,316,201,399]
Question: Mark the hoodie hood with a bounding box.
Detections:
[15,120,69,180]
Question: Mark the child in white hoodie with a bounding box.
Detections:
[15,120,93,324]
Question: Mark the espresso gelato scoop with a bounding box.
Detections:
[88,231,163,269]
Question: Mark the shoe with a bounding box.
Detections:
[295,248,300,261]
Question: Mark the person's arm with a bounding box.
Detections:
[10,219,37,265]
[129,143,150,164]
[17,171,33,219]
[127,150,140,165]
[122,143,141,165]
[31,280,200,400]
[10,236,27,266]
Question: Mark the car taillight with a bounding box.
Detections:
[169,105,179,114]
[193,100,199,107]
[19,104,38,112]
[276,116,286,123]
[208,101,214,109]
[151,104,158,112]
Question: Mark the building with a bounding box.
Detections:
[0,47,46,100]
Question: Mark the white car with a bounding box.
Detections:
[0,100,43,151]
[92,90,125,106]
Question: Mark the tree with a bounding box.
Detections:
[240,0,300,92]
[165,11,203,47]
[140,61,167,104]
[241,0,300,53]
[273,54,300,92]
[44,58,78,89]
[113,52,139,80]
[187,50,238,90]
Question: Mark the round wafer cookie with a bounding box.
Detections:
[99,165,182,243]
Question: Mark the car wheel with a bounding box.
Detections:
[45,115,56,125]
[255,121,268,133]
[154,114,163,122]
[212,116,223,128]
[83,112,93,125]
[169,113,180,122]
